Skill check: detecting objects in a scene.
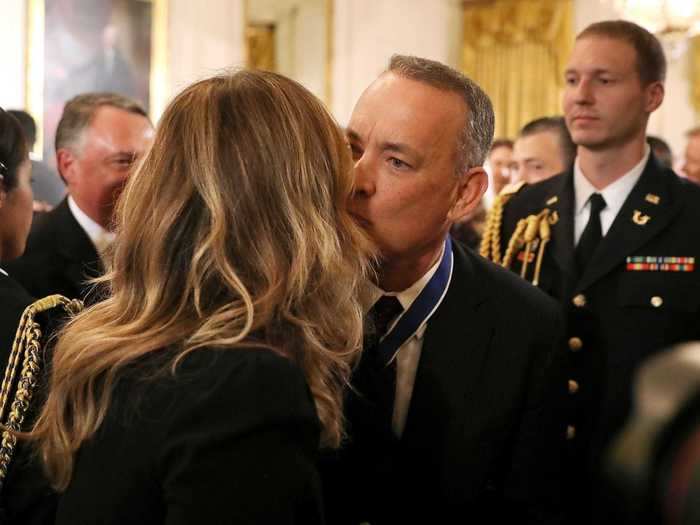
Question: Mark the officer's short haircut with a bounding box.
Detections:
[577,20,666,85]
[519,116,576,169]
[490,139,514,152]
[388,54,495,171]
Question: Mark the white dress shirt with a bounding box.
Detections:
[364,243,452,438]
[573,145,650,245]
[68,196,115,254]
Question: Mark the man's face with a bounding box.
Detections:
[60,106,153,228]
[488,145,513,191]
[563,36,662,151]
[513,130,566,184]
[347,73,485,264]
[683,135,700,183]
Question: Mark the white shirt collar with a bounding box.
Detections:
[68,196,115,246]
[0,268,7,277]
[574,144,650,219]
[365,242,446,314]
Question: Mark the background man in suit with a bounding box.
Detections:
[5,93,153,301]
[495,20,700,524]
[321,55,566,524]
[512,116,576,184]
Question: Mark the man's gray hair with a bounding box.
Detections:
[388,54,495,172]
[55,92,148,154]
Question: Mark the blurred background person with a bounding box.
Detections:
[646,135,673,170]
[5,93,153,302]
[0,107,34,364]
[7,110,66,211]
[483,138,514,208]
[512,116,576,184]
[682,127,700,184]
[29,70,371,524]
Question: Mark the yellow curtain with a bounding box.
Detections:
[462,0,573,139]
[246,23,276,71]
[690,36,700,116]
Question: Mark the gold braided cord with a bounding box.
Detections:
[0,295,82,487]
[480,193,510,264]
[500,208,554,287]
[501,218,527,269]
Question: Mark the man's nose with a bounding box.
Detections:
[573,79,594,104]
[351,155,376,197]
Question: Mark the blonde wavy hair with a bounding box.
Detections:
[31,70,372,491]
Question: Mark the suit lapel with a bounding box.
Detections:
[51,199,104,291]
[576,158,682,291]
[401,244,494,447]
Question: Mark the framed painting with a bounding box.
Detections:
[26,0,168,161]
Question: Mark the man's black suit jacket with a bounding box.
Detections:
[5,198,102,301]
[500,155,700,523]
[322,241,567,524]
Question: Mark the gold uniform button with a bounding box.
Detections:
[572,294,586,307]
[568,380,579,394]
[651,296,663,308]
[566,425,576,440]
[568,337,583,352]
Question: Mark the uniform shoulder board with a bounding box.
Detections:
[498,180,527,197]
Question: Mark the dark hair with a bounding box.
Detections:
[490,138,514,152]
[647,135,673,169]
[577,20,666,85]
[0,108,30,191]
[388,54,495,170]
[520,116,576,169]
[7,110,37,147]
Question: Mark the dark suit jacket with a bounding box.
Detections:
[322,241,567,524]
[500,156,700,523]
[54,347,324,525]
[0,272,34,361]
[0,274,60,525]
[4,198,102,302]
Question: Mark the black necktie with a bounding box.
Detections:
[353,295,404,435]
[575,193,607,274]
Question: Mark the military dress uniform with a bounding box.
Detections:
[482,154,700,523]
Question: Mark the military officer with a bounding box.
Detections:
[481,20,700,525]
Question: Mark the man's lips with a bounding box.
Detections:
[571,115,598,123]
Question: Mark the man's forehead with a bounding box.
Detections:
[349,74,464,144]
[567,35,637,74]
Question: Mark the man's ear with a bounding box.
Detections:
[56,148,78,184]
[448,166,488,223]
[645,81,664,113]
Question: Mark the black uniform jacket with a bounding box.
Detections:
[500,156,700,520]
[5,198,102,302]
[322,241,567,524]
[53,347,324,524]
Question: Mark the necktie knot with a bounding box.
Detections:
[589,193,606,215]
[368,295,404,341]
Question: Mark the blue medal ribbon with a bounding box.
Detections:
[377,236,454,365]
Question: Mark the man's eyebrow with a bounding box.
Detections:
[382,141,419,158]
[565,67,614,76]
[106,151,137,161]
